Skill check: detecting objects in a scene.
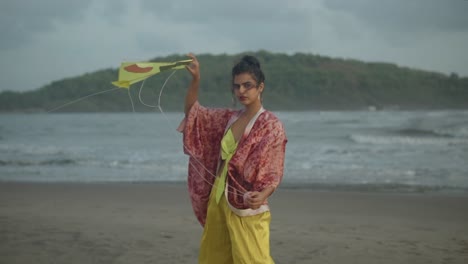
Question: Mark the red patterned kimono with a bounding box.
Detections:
[178,101,287,226]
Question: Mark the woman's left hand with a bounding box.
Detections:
[244,191,266,209]
[244,186,276,209]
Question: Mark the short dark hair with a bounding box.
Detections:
[231,55,265,85]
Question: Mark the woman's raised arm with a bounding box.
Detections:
[184,53,200,115]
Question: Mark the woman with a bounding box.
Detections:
[178,53,287,263]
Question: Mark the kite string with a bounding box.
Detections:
[47,87,121,113]
[137,70,177,108]
[157,70,177,112]
[138,79,155,108]
[128,86,135,112]
[151,72,217,177]
[148,71,246,197]
[44,71,244,196]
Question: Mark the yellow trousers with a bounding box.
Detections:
[199,179,274,264]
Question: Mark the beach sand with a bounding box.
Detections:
[1,183,467,264]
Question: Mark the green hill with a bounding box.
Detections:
[1,51,467,112]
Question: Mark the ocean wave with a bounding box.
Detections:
[404,114,468,138]
[0,155,187,170]
[434,126,468,138]
[0,144,67,156]
[323,119,362,125]
[105,158,186,171]
[349,133,468,145]
[280,182,468,193]
[396,128,443,137]
[0,159,76,166]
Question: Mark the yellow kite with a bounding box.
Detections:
[112,59,192,88]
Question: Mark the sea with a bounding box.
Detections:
[1,110,467,193]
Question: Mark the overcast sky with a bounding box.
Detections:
[1,0,467,92]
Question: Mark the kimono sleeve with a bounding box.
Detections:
[177,101,234,226]
[253,120,288,191]
[178,101,233,159]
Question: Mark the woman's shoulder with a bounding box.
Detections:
[259,110,283,125]
[256,110,286,136]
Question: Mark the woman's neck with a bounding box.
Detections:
[243,100,262,117]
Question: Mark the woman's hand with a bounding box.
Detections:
[244,186,275,209]
[184,53,200,115]
[186,53,200,81]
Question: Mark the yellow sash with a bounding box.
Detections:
[215,128,238,204]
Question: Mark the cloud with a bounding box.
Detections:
[324,0,468,33]
[0,0,467,92]
[135,0,356,54]
[0,0,93,49]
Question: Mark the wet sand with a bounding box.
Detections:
[1,182,467,264]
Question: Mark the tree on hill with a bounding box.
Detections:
[0,51,467,112]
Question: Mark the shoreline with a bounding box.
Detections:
[1,180,467,195]
[1,182,468,263]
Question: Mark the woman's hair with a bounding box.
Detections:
[231,55,265,85]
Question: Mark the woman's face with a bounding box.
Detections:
[232,72,264,107]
